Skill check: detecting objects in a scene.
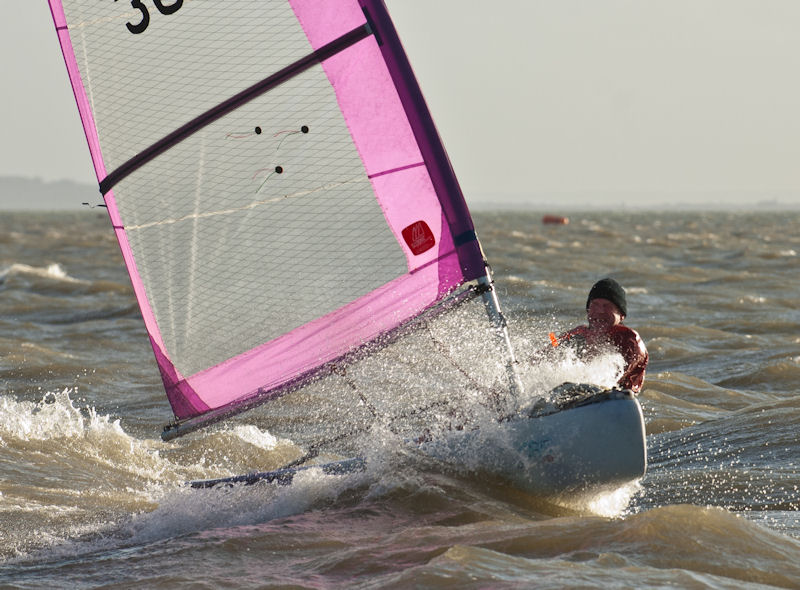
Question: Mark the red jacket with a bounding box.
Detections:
[559,324,648,392]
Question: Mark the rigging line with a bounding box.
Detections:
[283,397,456,471]
[424,321,508,417]
[424,323,489,395]
[288,355,484,470]
[249,127,308,170]
[98,22,373,195]
[285,307,507,469]
[254,170,278,194]
[252,125,310,194]
[330,364,380,420]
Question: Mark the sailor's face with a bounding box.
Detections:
[587,297,623,330]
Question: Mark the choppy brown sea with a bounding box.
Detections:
[1,208,799,589]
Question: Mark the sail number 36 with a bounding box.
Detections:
[116,0,183,34]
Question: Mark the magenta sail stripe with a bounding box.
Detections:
[359,0,485,282]
[289,0,482,278]
[47,0,194,415]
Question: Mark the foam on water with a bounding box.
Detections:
[0,263,82,284]
[0,388,389,560]
[583,481,643,517]
[0,388,121,466]
[1,377,646,563]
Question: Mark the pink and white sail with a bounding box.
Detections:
[49,0,488,437]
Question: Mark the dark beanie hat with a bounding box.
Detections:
[586,278,627,317]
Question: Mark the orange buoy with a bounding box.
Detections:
[542,215,569,225]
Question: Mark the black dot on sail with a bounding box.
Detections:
[275,166,283,174]
[301,125,309,133]
[254,127,262,135]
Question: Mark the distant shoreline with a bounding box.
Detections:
[0,176,98,211]
[469,199,800,212]
[2,176,798,212]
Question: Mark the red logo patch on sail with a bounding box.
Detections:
[401,220,435,255]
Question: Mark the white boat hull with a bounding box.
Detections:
[419,393,647,497]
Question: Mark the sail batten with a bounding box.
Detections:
[98,22,374,195]
[49,0,489,437]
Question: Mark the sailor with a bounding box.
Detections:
[545,278,649,392]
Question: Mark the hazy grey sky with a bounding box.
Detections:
[3,1,800,207]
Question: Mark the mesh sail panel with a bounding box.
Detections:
[62,3,312,171]
[61,2,406,378]
[114,72,406,377]
[50,0,485,430]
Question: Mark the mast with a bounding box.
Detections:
[477,272,523,413]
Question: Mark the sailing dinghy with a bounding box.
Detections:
[49,0,646,496]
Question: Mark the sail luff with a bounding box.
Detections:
[48,0,202,417]
[48,2,101,182]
